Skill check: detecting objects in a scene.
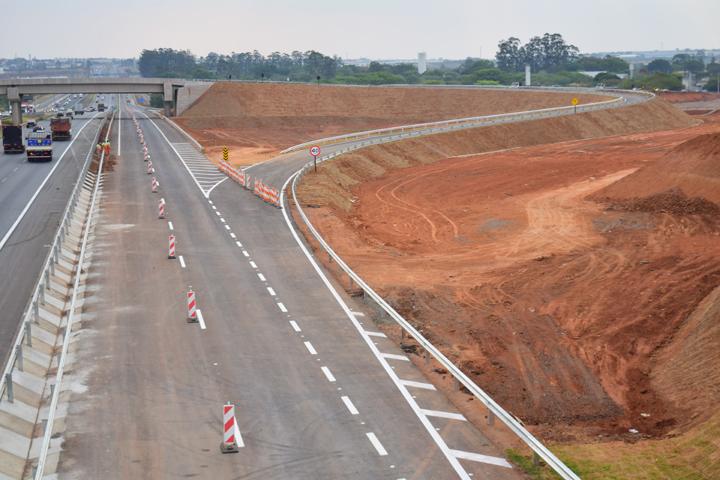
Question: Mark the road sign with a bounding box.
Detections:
[222,146,229,162]
[310,145,321,157]
[571,98,579,106]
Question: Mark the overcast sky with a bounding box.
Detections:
[1,0,718,59]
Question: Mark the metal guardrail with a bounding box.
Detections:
[0,114,107,402]
[280,88,653,154]
[33,111,113,479]
[279,89,659,479]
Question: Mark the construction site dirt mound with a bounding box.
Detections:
[174,82,606,166]
[596,131,720,205]
[296,101,719,445]
[660,92,720,104]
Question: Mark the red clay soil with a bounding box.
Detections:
[297,106,720,442]
[174,82,605,166]
[660,92,720,104]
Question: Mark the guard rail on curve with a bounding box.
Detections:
[281,87,653,154]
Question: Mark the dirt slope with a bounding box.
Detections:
[175,82,606,165]
[296,104,718,444]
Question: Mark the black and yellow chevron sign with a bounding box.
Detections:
[222,147,229,161]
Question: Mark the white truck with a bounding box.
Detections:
[26,131,53,162]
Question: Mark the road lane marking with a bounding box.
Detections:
[0,112,103,252]
[399,379,436,390]
[215,211,221,216]
[196,309,206,330]
[249,260,256,268]
[208,200,213,205]
[341,396,359,415]
[236,241,243,248]
[366,432,388,456]
[304,341,317,355]
[351,311,365,317]
[258,273,266,282]
[277,302,287,313]
[230,233,236,238]
[366,331,387,338]
[220,218,226,223]
[449,449,512,468]
[168,221,174,231]
[381,353,410,362]
[420,409,467,421]
[178,255,186,268]
[321,366,336,382]
[289,320,301,332]
[267,287,276,296]
[224,225,230,230]
[211,205,216,209]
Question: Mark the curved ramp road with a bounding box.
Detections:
[56,91,647,479]
[0,99,113,367]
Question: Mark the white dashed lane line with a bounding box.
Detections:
[277,302,287,313]
[267,287,276,296]
[289,320,301,332]
[220,218,226,223]
[168,221,174,231]
[321,366,336,382]
[366,432,388,456]
[230,233,236,239]
[196,309,207,330]
[258,273,266,282]
[341,396,359,415]
[237,241,243,248]
[249,260,256,268]
[242,250,250,257]
[178,255,186,269]
[304,341,317,355]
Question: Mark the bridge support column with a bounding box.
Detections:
[7,87,22,125]
[163,101,173,117]
[162,81,175,117]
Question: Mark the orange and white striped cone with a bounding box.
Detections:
[144,153,149,162]
[168,234,176,259]
[220,403,239,453]
[151,177,159,193]
[158,200,166,219]
[147,161,154,174]
[187,287,197,323]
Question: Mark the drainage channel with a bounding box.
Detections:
[0,112,114,480]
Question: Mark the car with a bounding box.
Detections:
[32,126,45,132]
[86,106,96,112]
[26,120,37,128]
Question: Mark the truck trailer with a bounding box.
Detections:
[2,125,25,153]
[26,131,53,162]
[50,116,72,141]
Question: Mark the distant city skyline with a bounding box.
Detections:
[0,0,718,59]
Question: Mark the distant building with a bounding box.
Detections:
[417,52,427,75]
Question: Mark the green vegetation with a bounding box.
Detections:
[0,95,8,111]
[137,40,720,91]
[149,93,164,108]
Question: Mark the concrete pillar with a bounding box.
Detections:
[163,81,174,117]
[7,87,22,125]
[163,101,173,117]
[525,65,531,87]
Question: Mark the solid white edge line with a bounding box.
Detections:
[320,366,336,382]
[449,449,513,468]
[0,112,103,252]
[279,172,472,479]
[289,320,301,332]
[304,341,317,355]
[366,432,388,456]
[196,309,206,330]
[341,396,359,415]
[168,221,174,230]
[277,302,288,313]
[178,255,186,269]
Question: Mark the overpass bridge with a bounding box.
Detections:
[0,77,186,122]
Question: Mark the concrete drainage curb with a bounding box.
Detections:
[0,115,112,480]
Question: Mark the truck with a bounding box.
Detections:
[26,131,52,162]
[2,125,25,153]
[50,115,72,141]
[97,103,106,112]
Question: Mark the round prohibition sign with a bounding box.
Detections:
[310,145,321,157]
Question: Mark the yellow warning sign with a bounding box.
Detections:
[222,147,229,162]
[571,98,579,106]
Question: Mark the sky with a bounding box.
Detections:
[1,0,718,59]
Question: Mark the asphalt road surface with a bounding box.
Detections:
[57,100,523,479]
[0,96,113,368]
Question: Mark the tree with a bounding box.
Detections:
[496,33,578,72]
[647,59,673,74]
[672,54,705,73]
[496,37,523,72]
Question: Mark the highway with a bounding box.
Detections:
[0,96,112,368]
[56,99,521,479]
